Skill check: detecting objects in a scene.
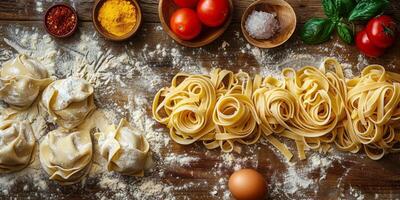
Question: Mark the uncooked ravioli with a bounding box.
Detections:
[41,77,96,129]
[0,54,54,109]
[39,128,92,184]
[95,118,151,176]
[0,120,35,173]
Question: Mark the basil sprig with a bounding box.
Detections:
[301,0,389,45]
[336,0,356,18]
[322,0,338,20]
[337,22,354,44]
[349,0,389,21]
[301,18,336,44]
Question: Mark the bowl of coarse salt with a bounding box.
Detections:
[241,0,296,48]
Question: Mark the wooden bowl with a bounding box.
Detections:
[159,0,233,48]
[92,0,142,41]
[241,0,296,48]
[44,3,78,38]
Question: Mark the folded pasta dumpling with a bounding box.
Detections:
[39,128,92,184]
[0,54,53,109]
[95,119,151,176]
[0,120,35,173]
[41,77,96,129]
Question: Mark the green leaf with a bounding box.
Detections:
[337,23,354,44]
[301,18,336,44]
[323,0,338,20]
[335,0,356,17]
[348,0,389,21]
[322,0,356,20]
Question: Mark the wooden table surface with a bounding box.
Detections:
[1,0,400,200]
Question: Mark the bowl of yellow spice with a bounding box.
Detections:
[93,0,142,41]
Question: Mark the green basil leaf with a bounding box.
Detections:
[337,23,354,44]
[301,18,336,44]
[335,0,356,17]
[323,0,338,20]
[349,0,389,21]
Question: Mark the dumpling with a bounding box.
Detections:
[95,119,151,176]
[41,77,96,129]
[0,54,54,109]
[39,128,92,184]
[0,120,35,173]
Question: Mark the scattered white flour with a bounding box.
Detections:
[164,153,200,166]
[126,94,170,156]
[348,185,365,200]
[0,156,48,194]
[341,62,354,78]
[35,1,43,13]
[216,152,258,171]
[270,152,337,198]
[357,54,370,71]
[96,173,175,200]
[280,164,313,195]
[135,180,174,199]
[283,154,332,194]
[221,41,230,50]
[210,177,230,200]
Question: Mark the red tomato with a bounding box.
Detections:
[173,0,199,8]
[197,0,229,27]
[356,30,385,58]
[170,8,202,40]
[366,15,397,48]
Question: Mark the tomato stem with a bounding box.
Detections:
[382,22,395,36]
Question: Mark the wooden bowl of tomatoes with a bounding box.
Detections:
[159,0,233,48]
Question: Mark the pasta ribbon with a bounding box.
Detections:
[152,74,217,145]
[344,64,400,160]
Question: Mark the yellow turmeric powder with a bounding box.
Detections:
[98,0,137,37]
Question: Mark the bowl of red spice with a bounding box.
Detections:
[44,3,78,38]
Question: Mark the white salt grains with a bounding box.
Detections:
[245,10,280,40]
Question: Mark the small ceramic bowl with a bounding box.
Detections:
[241,0,296,48]
[159,0,233,48]
[44,3,78,38]
[92,0,142,41]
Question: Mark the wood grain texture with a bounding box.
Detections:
[0,0,400,200]
[0,0,399,23]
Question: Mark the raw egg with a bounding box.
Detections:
[228,169,267,200]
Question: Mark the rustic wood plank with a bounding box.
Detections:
[0,0,400,199]
[0,0,399,23]
[0,21,400,200]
